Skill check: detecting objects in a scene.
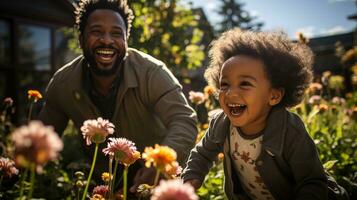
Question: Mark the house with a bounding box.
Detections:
[0,0,77,123]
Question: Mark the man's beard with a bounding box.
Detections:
[83,45,126,77]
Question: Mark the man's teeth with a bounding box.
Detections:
[96,50,114,55]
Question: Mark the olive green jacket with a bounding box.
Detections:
[38,48,198,166]
[182,107,327,200]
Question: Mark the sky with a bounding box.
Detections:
[183,0,356,39]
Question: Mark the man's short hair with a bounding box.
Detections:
[75,0,134,38]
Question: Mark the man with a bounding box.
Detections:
[38,0,197,194]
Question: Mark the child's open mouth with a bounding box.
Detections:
[227,103,247,116]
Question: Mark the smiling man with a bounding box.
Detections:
[38,0,197,196]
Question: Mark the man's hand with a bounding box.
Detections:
[185,179,202,191]
[129,166,157,193]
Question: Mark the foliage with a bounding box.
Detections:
[128,0,205,75]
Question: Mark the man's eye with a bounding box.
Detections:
[112,32,123,37]
[90,30,102,36]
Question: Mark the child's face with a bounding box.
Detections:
[218,55,283,135]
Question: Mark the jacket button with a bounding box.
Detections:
[74,92,81,100]
[256,160,263,166]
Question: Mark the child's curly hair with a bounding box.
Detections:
[205,28,313,108]
[75,0,134,38]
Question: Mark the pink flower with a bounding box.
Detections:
[92,185,109,196]
[3,97,14,107]
[308,95,322,105]
[102,138,140,166]
[10,121,63,172]
[0,157,19,177]
[331,96,346,105]
[81,117,115,145]
[188,91,205,104]
[151,179,198,200]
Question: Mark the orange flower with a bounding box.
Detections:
[101,172,111,182]
[27,90,42,102]
[142,144,177,171]
[162,161,182,179]
[218,153,224,161]
[203,85,215,97]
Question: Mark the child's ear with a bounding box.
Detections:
[269,88,284,106]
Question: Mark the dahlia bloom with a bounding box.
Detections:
[102,137,140,166]
[188,91,205,104]
[151,179,198,200]
[92,185,109,197]
[90,194,105,200]
[27,90,42,102]
[101,172,111,182]
[308,95,322,105]
[142,144,177,171]
[81,117,114,145]
[162,161,182,179]
[3,97,14,107]
[0,157,19,177]
[10,121,63,171]
[204,85,215,97]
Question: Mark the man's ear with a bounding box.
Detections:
[269,88,284,106]
[79,33,84,49]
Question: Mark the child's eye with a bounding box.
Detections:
[240,81,253,88]
[219,82,229,90]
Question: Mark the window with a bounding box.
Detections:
[18,24,51,71]
[54,27,79,70]
[0,19,11,67]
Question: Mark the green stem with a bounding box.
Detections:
[81,144,99,200]
[19,167,29,199]
[123,165,128,200]
[27,164,36,199]
[0,175,3,191]
[153,169,160,186]
[28,102,33,122]
[110,160,119,200]
[108,157,113,199]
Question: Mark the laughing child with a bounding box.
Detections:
[182,29,327,199]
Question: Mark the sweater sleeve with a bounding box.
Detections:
[181,114,225,183]
[146,64,198,167]
[38,75,69,136]
[286,118,328,200]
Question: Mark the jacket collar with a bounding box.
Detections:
[212,106,288,156]
[65,49,140,119]
[261,106,288,156]
[68,49,139,92]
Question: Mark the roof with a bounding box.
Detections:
[0,0,75,27]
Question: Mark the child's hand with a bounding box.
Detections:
[185,179,202,190]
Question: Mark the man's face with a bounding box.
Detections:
[80,9,127,76]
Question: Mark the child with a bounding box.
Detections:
[182,29,327,200]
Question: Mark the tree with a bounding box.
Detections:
[216,0,263,33]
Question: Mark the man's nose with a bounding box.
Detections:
[100,33,114,44]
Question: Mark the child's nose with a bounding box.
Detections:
[226,87,239,96]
